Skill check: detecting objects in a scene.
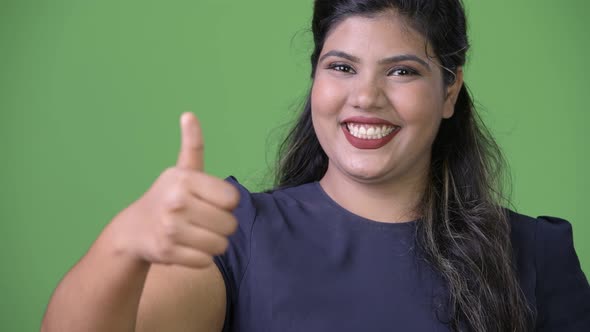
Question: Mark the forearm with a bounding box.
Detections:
[41,222,150,332]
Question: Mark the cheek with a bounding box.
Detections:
[390,84,444,126]
[311,76,347,117]
[388,85,446,153]
[310,78,347,155]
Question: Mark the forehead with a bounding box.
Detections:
[323,11,432,59]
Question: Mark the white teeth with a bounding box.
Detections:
[346,123,397,140]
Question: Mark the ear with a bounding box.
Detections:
[442,67,464,119]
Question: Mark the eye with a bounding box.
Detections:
[388,67,418,76]
[327,63,356,74]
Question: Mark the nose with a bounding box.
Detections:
[349,76,387,111]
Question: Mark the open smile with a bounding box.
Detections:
[340,119,401,149]
[345,122,399,140]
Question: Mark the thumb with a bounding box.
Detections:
[176,112,204,171]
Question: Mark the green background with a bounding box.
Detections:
[1,0,588,330]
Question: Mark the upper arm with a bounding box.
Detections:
[136,263,226,332]
[535,215,590,331]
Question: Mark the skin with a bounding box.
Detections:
[312,11,464,223]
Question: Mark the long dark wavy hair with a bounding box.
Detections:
[274,0,534,331]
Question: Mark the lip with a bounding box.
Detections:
[340,116,401,149]
[341,123,400,149]
[341,116,398,126]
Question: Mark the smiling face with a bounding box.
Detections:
[311,11,463,189]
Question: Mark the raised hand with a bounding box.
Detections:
[113,112,240,268]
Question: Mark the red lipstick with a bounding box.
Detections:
[342,116,397,126]
[341,116,400,150]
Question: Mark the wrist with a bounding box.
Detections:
[98,208,151,271]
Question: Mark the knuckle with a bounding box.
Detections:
[176,169,191,183]
[190,141,205,153]
[163,188,187,211]
[160,217,179,239]
[162,166,177,179]
[217,237,230,253]
[226,215,239,234]
[154,238,175,261]
[226,186,240,208]
[208,237,229,255]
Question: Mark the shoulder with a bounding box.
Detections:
[511,211,578,270]
[222,176,320,243]
[505,208,582,278]
[506,208,572,236]
[507,208,574,233]
[226,176,319,210]
[505,208,590,331]
[506,209,577,255]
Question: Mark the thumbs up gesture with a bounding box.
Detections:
[112,112,239,268]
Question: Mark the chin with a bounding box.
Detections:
[343,164,392,183]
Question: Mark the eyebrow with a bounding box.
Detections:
[319,50,431,71]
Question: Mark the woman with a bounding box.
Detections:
[42,0,590,331]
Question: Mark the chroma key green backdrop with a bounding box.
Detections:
[1,0,588,330]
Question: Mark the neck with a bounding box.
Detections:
[319,165,427,223]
